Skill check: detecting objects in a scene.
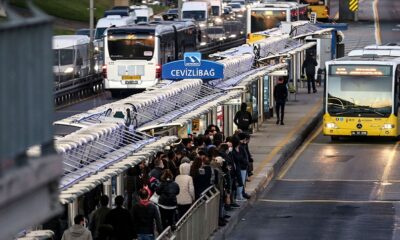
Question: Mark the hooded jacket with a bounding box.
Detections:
[61,224,93,240]
[156,178,180,208]
[175,163,195,205]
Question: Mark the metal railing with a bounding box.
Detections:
[157,186,220,240]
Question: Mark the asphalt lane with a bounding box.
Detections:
[225,126,400,240]
[54,91,115,121]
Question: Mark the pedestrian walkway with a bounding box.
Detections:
[212,84,324,239]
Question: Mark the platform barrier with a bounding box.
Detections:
[157,186,220,240]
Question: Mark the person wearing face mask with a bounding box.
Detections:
[62,215,93,240]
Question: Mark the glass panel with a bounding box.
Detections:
[53,49,74,66]
[327,73,393,117]
[108,33,155,60]
[182,11,206,21]
[251,10,287,32]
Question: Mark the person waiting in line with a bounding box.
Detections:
[273,77,288,125]
[302,52,318,94]
[156,169,180,229]
[62,214,93,240]
[131,189,163,240]
[105,196,133,240]
[89,195,110,240]
[175,162,195,218]
[234,102,253,133]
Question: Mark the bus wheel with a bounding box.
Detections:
[331,136,339,141]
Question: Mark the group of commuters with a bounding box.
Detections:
[62,121,255,240]
[60,53,319,240]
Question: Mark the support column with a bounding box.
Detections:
[103,180,113,207]
[116,174,125,196]
[68,201,79,227]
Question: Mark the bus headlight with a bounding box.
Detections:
[64,67,74,74]
[383,124,395,129]
[325,122,337,129]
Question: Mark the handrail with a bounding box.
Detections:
[156,186,220,240]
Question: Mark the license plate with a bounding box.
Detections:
[122,75,141,80]
[351,131,367,136]
[125,81,139,84]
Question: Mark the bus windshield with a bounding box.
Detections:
[95,27,106,39]
[327,65,393,117]
[182,11,206,21]
[250,10,287,32]
[107,32,155,61]
[54,49,74,66]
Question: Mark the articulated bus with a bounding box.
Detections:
[103,21,198,95]
[323,45,400,140]
[246,1,308,43]
[300,0,329,21]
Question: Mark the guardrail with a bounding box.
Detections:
[157,186,220,240]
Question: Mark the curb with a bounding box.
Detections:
[212,106,324,239]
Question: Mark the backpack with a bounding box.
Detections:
[237,111,251,127]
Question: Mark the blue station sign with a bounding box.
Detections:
[162,52,224,80]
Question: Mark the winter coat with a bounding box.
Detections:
[175,163,195,205]
[105,207,133,240]
[156,179,180,208]
[193,165,213,199]
[61,224,93,240]
[231,147,248,171]
[302,57,318,75]
[131,200,163,235]
[89,206,110,239]
[273,83,288,103]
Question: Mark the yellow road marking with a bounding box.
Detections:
[253,98,323,176]
[258,199,398,204]
[277,126,322,179]
[373,0,382,45]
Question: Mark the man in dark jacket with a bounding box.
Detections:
[131,189,163,240]
[234,103,253,132]
[89,195,110,240]
[302,53,318,94]
[105,196,133,240]
[273,77,288,125]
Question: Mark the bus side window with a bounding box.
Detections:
[397,65,400,101]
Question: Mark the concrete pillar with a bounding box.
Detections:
[103,180,113,207]
[68,201,79,227]
[116,174,125,196]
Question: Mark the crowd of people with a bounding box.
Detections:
[62,116,255,240]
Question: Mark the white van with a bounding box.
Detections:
[134,8,154,23]
[53,35,90,81]
[94,15,136,40]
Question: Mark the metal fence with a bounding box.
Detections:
[157,186,220,240]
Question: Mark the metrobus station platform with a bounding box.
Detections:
[213,85,324,239]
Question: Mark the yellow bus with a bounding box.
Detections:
[323,45,400,140]
[246,2,308,43]
[301,0,329,21]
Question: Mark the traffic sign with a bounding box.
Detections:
[349,0,358,12]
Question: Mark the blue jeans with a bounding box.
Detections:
[137,234,155,240]
[236,170,247,200]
